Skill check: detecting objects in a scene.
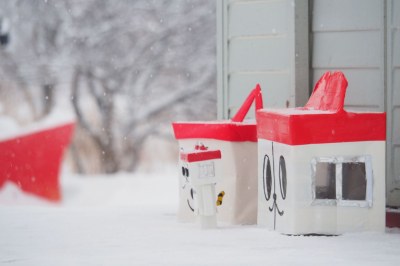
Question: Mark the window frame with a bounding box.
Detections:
[311,155,373,208]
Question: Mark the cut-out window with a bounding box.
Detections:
[315,162,336,200]
[342,162,366,201]
[311,156,373,208]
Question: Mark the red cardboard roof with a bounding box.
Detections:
[256,72,386,145]
[172,84,262,143]
[172,121,257,142]
[257,109,385,145]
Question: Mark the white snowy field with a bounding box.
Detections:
[1,167,400,266]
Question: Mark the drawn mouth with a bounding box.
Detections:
[187,199,194,212]
[263,142,287,230]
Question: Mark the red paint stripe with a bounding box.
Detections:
[172,122,257,142]
[180,150,221,163]
[257,110,386,145]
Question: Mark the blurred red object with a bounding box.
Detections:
[386,209,400,228]
[0,122,75,201]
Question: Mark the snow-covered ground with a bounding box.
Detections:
[1,166,400,266]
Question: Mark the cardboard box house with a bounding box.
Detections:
[256,72,386,235]
[172,85,263,225]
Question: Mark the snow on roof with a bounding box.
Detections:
[258,107,334,116]
[0,109,75,141]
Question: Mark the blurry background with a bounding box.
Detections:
[0,0,217,175]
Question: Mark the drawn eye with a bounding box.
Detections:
[181,167,189,177]
[263,155,272,201]
[279,156,287,199]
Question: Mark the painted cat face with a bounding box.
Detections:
[262,142,287,230]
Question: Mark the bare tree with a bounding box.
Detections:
[66,0,216,173]
[0,0,216,174]
[0,0,64,120]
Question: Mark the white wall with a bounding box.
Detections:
[312,0,385,112]
[217,0,309,119]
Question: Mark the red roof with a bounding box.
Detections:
[172,84,263,143]
[257,109,385,145]
[256,71,386,145]
[172,121,257,142]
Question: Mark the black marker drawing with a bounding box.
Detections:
[181,166,189,189]
[262,142,287,230]
[181,165,195,212]
[187,188,195,212]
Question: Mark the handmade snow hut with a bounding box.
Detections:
[256,72,386,235]
[173,85,263,225]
